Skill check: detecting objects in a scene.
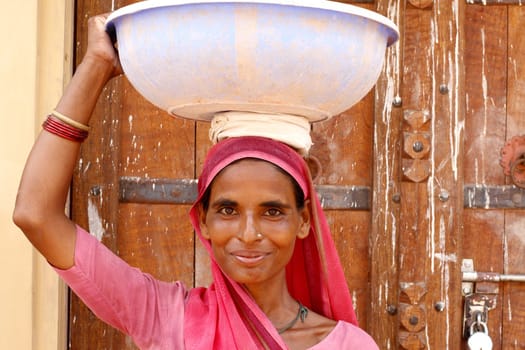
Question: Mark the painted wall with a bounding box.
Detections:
[0,1,71,349]
[0,1,37,349]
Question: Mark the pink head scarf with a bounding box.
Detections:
[185,136,357,349]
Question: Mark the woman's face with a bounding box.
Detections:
[198,159,310,287]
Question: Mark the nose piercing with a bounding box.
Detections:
[256,232,263,239]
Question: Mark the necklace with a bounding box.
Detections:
[277,302,308,334]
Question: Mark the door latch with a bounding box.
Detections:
[461,259,498,340]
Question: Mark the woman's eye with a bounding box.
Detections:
[218,207,236,215]
[265,208,282,217]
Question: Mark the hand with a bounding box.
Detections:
[83,13,123,79]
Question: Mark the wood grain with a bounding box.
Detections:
[503,6,525,349]
[370,0,403,345]
[463,5,507,348]
[312,93,374,327]
[71,1,196,348]
[68,1,525,349]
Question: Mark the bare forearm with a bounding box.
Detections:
[30,58,114,211]
[14,57,115,268]
[13,13,121,268]
[56,56,114,124]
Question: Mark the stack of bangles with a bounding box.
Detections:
[42,111,90,142]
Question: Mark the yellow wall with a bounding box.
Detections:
[0,1,72,349]
[0,1,36,346]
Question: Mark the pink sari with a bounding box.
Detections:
[184,136,357,349]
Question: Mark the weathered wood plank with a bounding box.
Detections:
[396,0,434,317]
[502,212,525,349]
[467,0,525,4]
[386,1,466,348]
[397,4,434,349]
[427,1,465,348]
[463,4,507,348]
[312,92,375,327]
[117,97,196,282]
[464,6,508,186]
[71,1,196,348]
[503,6,525,349]
[370,0,404,346]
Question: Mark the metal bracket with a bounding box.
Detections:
[464,185,525,209]
[118,176,371,210]
[462,293,497,339]
[461,259,498,339]
[463,271,525,283]
[461,259,475,295]
[467,0,525,5]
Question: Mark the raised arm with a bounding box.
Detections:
[13,14,122,269]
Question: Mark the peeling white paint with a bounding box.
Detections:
[507,296,512,321]
[433,252,457,264]
[506,216,525,247]
[83,160,90,175]
[480,28,489,184]
[88,197,104,242]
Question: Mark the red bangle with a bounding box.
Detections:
[42,115,89,142]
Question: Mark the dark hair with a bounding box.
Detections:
[199,159,305,212]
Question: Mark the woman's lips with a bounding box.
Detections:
[230,250,268,265]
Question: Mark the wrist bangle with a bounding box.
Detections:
[42,114,89,142]
[51,110,90,132]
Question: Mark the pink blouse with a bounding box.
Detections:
[55,226,379,349]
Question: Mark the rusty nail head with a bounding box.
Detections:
[439,190,450,202]
[462,286,473,295]
[90,186,101,196]
[413,141,424,153]
[409,316,419,325]
[392,96,403,107]
[392,193,401,203]
[439,84,449,94]
[387,304,398,315]
[434,301,445,312]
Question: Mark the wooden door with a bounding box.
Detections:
[70,0,525,349]
[462,2,525,349]
[370,1,525,349]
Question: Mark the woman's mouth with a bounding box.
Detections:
[230,251,268,265]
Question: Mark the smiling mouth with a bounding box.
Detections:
[231,251,268,265]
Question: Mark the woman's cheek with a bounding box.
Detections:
[208,219,239,243]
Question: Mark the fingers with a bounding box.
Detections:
[84,13,123,78]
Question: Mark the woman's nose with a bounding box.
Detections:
[238,213,261,242]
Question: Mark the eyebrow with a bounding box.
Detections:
[210,198,237,208]
[260,200,292,209]
[210,198,292,209]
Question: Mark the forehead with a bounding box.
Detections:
[216,158,288,180]
[210,159,294,193]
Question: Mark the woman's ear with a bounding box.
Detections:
[297,200,311,239]
[197,204,210,239]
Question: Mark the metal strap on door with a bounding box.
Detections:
[461,259,525,349]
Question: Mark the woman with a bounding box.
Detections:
[13,14,378,349]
